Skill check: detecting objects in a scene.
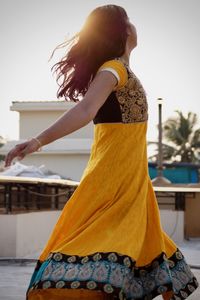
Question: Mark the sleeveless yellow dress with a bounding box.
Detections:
[26,59,199,300]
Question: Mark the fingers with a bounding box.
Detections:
[4,139,41,167]
[5,148,16,167]
[5,152,14,167]
[4,142,29,167]
[5,147,20,167]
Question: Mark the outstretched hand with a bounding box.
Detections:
[4,139,41,167]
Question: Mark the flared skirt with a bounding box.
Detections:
[27,123,199,300]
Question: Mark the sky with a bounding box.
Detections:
[0,0,200,142]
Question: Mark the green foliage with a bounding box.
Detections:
[149,111,200,163]
[163,111,200,162]
[0,135,5,162]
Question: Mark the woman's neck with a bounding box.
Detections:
[119,52,130,66]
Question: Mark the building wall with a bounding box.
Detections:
[10,101,94,140]
[149,166,199,184]
[19,111,94,140]
[185,191,200,238]
[22,152,91,180]
[0,211,61,257]
[0,215,17,257]
[0,101,94,180]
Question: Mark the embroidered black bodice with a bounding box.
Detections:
[93,64,148,124]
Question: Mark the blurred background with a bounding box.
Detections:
[0,2,200,299]
[0,0,200,141]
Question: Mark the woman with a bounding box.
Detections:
[5,4,199,300]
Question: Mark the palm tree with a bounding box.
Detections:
[148,141,176,162]
[148,111,200,163]
[163,111,200,162]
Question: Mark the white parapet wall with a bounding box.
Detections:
[160,210,184,243]
[0,209,184,258]
[0,211,61,258]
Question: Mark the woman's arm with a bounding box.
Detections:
[34,70,118,145]
[4,70,118,167]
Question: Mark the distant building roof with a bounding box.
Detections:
[11,100,76,112]
[149,162,200,169]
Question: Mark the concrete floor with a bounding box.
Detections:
[0,239,200,300]
[0,262,34,300]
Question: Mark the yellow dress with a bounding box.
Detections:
[26,59,199,300]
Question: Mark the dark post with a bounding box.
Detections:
[151,97,171,186]
[157,98,163,177]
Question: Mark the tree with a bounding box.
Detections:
[0,136,5,162]
[148,111,200,163]
[163,111,200,162]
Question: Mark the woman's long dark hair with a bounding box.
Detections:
[51,5,129,101]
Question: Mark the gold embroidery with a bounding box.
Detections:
[116,68,148,123]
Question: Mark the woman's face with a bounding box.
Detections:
[126,19,137,49]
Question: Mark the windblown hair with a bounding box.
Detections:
[51,5,129,101]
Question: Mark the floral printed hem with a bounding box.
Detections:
[27,248,198,300]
